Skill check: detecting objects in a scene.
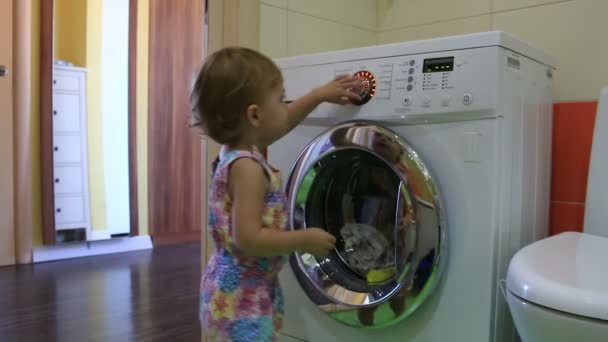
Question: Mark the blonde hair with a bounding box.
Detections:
[190,47,283,144]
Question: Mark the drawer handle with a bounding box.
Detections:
[55,178,60,183]
[56,208,62,213]
[53,110,57,115]
[53,80,57,85]
[54,146,59,152]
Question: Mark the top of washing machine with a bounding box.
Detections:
[276,31,555,124]
[277,31,556,70]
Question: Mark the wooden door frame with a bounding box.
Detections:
[147,0,205,245]
[128,0,139,236]
[1,0,15,266]
[40,0,53,244]
[40,0,139,244]
[14,0,34,264]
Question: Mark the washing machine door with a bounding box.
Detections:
[286,121,447,328]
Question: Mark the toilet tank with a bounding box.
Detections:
[584,87,608,237]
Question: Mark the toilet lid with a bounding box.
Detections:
[507,232,608,321]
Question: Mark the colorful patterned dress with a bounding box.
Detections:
[200,146,287,342]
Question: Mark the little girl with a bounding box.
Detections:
[191,47,362,341]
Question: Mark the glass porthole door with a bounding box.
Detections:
[286,121,448,328]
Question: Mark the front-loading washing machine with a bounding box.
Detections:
[269,31,555,342]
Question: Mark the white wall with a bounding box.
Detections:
[101,0,130,235]
[260,0,377,58]
[377,0,608,102]
[261,0,608,102]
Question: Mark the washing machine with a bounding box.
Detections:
[268,31,555,342]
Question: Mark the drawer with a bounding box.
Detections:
[53,73,80,92]
[55,196,85,225]
[53,136,82,164]
[53,166,83,194]
[53,93,81,133]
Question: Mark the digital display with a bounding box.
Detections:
[423,57,454,73]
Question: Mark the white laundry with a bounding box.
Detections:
[340,223,394,275]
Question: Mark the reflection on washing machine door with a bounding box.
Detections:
[286,121,448,328]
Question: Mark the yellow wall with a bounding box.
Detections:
[53,0,87,66]
[56,0,147,232]
[260,0,377,58]
[376,0,608,102]
[137,0,149,236]
[31,0,151,245]
[51,0,108,231]
[85,0,107,231]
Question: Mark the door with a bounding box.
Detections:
[0,0,15,266]
[285,121,447,328]
[148,0,204,243]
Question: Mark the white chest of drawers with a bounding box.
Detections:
[52,66,91,238]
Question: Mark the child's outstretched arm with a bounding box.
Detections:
[285,75,362,132]
[229,158,336,257]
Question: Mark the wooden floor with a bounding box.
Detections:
[0,242,201,342]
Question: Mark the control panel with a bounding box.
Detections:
[282,46,503,121]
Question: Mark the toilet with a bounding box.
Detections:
[506,87,608,342]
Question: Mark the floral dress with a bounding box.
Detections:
[200,146,287,342]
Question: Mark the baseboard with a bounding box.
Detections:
[32,235,153,263]
[89,230,112,241]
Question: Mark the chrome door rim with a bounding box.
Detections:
[286,120,448,328]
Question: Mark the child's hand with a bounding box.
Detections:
[300,228,336,257]
[314,75,363,105]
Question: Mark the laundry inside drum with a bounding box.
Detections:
[300,148,402,291]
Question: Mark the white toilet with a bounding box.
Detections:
[506,87,608,342]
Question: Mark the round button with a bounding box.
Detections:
[463,93,473,105]
[441,95,451,107]
[352,70,376,105]
[407,76,414,83]
[409,68,415,74]
[404,95,412,105]
[409,60,415,66]
[422,95,432,105]
[406,84,413,91]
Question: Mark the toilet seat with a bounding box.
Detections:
[506,232,608,321]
